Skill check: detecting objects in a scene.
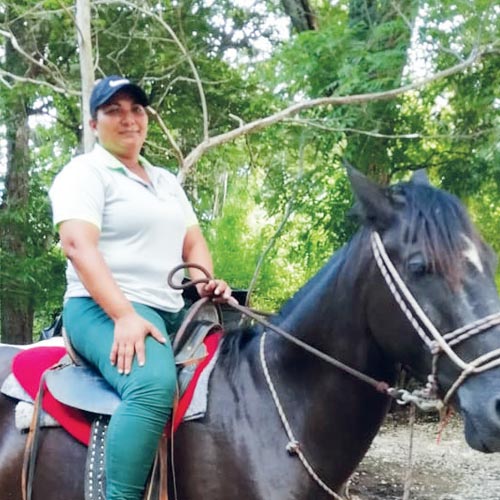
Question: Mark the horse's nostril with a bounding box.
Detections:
[491,397,500,424]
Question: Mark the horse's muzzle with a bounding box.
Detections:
[457,369,500,453]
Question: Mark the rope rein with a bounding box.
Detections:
[168,264,395,396]
[259,332,346,499]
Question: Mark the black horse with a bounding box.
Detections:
[1,168,500,500]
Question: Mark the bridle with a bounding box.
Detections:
[371,231,500,404]
[170,244,500,499]
[171,237,500,406]
[256,232,500,499]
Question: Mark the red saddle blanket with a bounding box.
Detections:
[12,333,221,446]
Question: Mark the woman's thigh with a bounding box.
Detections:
[63,298,176,398]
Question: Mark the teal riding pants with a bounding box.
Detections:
[63,297,183,500]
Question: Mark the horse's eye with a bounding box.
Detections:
[407,258,427,276]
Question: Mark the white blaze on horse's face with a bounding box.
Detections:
[462,235,484,274]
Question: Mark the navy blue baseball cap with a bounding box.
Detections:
[89,75,149,117]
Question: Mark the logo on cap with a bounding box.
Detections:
[109,78,130,87]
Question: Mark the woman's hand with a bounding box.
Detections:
[196,279,237,304]
[110,312,166,374]
[182,226,237,304]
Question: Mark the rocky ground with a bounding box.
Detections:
[348,413,500,500]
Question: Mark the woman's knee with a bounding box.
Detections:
[122,357,176,411]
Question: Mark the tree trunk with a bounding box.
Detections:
[0,8,39,344]
[76,0,95,152]
[346,0,419,183]
[281,0,317,32]
[0,92,34,344]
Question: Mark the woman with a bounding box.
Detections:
[49,75,232,500]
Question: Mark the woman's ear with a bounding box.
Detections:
[89,118,98,136]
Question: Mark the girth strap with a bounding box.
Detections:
[22,364,61,500]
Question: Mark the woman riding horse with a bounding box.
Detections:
[49,75,233,500]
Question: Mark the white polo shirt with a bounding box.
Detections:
[49,143,198,312]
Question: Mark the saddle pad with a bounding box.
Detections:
[12,333,222,446]
[12,346,92,444]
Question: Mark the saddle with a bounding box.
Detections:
[46,300,222,415]
[22,299,223,500]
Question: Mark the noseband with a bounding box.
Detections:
[371,231,500,404]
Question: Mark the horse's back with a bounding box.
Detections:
[0,344,86,500]
[0,345,24,499]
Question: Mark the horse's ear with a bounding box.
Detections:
[346,165,394,228]
[410,169,430,185]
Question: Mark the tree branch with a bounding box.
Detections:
[95,0,210,141]
[178,48,484,182]
[283,118,492,140]
[0,27,67,86]
[0,68,80,95]
[146,106,184,166]
[246,140,306,305]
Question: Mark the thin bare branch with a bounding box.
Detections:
[95,0,210,141]
[144,139,176,157]
[284,118,492,140]
[229,114,258,170]
[0,75,14,89]
[246,197,294,306]
[0,68,80,95]
[147,106,185,166]
[178,48,484,182]
[4,1,70,23]
[246,140,306,305]
[390,0,413,31]
[0,28,67,86]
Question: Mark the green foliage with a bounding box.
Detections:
[0,175,66,330]
[467,181,500,275]
[1,0,499,338]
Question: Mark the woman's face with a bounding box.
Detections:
[90,91,148,158]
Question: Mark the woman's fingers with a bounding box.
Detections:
[110,341,118,366]
[123,343,135,375]
[149,325,166,345]
[116,341,127,374]
[198,279,233,303]
[111,315,166,374]
[135,338,146,367]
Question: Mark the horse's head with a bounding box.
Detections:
[348,166,500,452]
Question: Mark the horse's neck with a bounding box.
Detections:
[262,248,397,469]
[260,301,393,490]
[273,245,369,361]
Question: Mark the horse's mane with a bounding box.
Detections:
[219,179,496,373]
[390,181,494,287]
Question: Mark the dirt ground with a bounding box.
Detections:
[348,413,500,500]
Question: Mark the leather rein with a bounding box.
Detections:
[170,230,500,409]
